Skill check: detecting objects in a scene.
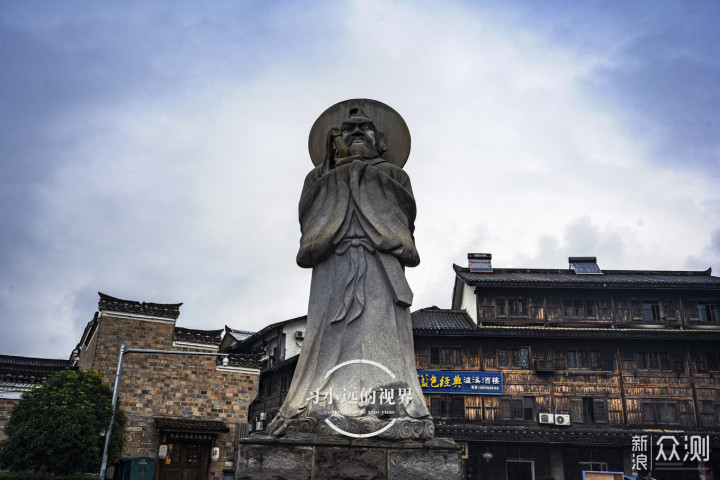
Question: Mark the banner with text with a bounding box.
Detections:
[417,370,503,395]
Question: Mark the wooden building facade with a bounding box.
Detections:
[434,257,720,480]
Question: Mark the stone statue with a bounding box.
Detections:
[267,99,433,440]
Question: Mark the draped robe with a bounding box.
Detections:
[267,157,433,439]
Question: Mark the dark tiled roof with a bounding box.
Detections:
[416,324,720,340]
[233,315,307,348]
[154,417,229,433]
[412,306,475,330]
[0,355,73,384]
[221,353,262,369]
[454,264,720,290]
[174,327,223,345]
[98,292,182,319]
[225,327,255,342]
[438,423,720,445]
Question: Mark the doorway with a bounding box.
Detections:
[507,460,535,480]
[158,442,209,480]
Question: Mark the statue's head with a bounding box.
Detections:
[341,107,387,159]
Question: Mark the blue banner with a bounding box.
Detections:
[417,370,503,395]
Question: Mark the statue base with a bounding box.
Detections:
[235,432,462,480]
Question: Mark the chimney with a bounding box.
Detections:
[468,253,492,273]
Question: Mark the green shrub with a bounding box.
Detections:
[0,473,97,480]
[0,368,126,474]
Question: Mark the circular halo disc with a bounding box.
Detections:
[308,98,411,168]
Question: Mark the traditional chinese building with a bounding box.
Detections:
[242,256,720,480]
[434,256,720,480]
[72,293,261,480]
[0,354,73,441]
[223,316,307,430]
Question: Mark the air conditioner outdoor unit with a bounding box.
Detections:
[554,414,571,425]
[259,412,266,420]
[535,360,555,372]
[295,331,304,340]
[538,413,554,424]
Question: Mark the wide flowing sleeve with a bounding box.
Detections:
[296,165,351,268]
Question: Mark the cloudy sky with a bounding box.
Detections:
[2,1,719,360]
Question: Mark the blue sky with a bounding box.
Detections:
[1,1,719,359]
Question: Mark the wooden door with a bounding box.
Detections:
[159,443,209,480]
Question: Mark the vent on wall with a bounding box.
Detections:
[468,253,492,273]
[569,256,603,275]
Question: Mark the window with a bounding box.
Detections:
[649,352,660,370]
[451,348,462,366]
[500,397,534,421]
[496,298,506,317]
[571,398,606,423]
[593,399,607,423]
[498,348,530,369]
[430,347,440,364]
[660,352,671,370]
[508,299,528,317]
[451,397,465,418]
[512,348,530,368]
[431,396,447,417]
[440,348,451,365]
[500,397,511,419]
[571,399,583,422]
[699,303,720,322]
[636,351,671,371]
[632,301,643,319]
[567,351,588,369]
[708,353,720,372]
[511,398,524,419]
[567,350,606,370]
[643,401,678,425]
[522,397,534,420]
[673,359,685,373]
[284,372,292,391]
[643,302,661,322]
[498,349,509,367]
[585,301,596,318]
[431,395,465,419]
[663,302,677,320]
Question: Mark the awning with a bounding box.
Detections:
[154,416,229,434]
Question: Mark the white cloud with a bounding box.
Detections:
[1,1,718,358]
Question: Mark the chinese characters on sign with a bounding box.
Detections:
[416,370,503,395]
[631,434,710,471]
[305,387,414,407]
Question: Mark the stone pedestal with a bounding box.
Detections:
[235,433,462,480]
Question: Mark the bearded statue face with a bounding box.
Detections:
[341,118,379,159]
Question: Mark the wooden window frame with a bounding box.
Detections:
[571,397,607,423]
[642,400,679,425]
[430,347,440,365]
[451,347,463,367]
[500,396,534,421]
[440,347,451,366]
